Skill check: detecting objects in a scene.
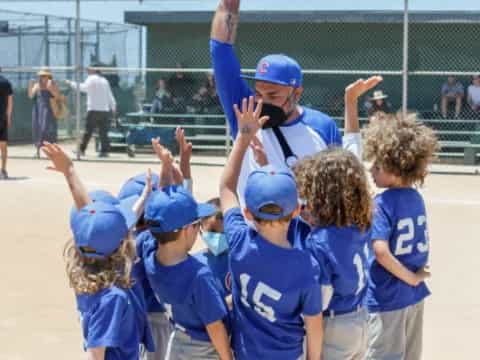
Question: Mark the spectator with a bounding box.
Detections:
[367,90,392,118]
[0,67,13,179]
[151,79,173,113]
[65,63,116,158]
[28,69,60,159]
[192,73,221,113]
[467,74,480,118]
[441,75,464,119]
[167,63,195,113]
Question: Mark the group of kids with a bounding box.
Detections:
[42,76,438,360]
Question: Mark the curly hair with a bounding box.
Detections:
[294,148,372,231]
[64,235,136,295]
[364,113,438,186]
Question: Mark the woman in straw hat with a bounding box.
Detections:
[28,69,60,158]
[367,89,392,118]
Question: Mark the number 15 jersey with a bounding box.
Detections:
[224,208,322,360]
[366,188,431,313]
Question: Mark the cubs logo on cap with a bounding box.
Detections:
[242,54,303,88]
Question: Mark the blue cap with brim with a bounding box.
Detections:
[118,172,160,200]
[242,54,303,88]
[70,201,136,258]
[244,165,299,221]
[69,190,139,229]
[145,185,216,233]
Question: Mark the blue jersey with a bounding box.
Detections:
[143,237,228,342]
[224,208,322,360]
[194,250,231,297]
[366,188,431,312]
[76,286,155,359]
[306,225,370,314]
[133,230,165,313]
[210,39,341,146]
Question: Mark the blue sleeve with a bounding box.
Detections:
[306,232,334,287]
[303,109,342,146]
[86,294,128,349]
[371,196,393,241]
[194,270,228,325]
[301,258,323,316]
[224,207,249,248]
[210,39,253,139]
[441,83,448,95]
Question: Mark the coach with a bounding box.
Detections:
[66,64,116,158]
[210,0,342,203]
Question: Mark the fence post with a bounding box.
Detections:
[75,0,81,159]
[44,15,50,66]
[95,21,100,62]
[17,26,22,86]
[402,0,409,118]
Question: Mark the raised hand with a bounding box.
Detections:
[151,137,174,166]
[222,0,240,13]
[345,76,383,100]
[233,97,269,139]
[176,127,192,164]
[250,136,268,167]
[41,142,74,175]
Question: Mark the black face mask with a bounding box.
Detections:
[259,90,296,129]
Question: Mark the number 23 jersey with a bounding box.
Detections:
[366,188,431,313]
[224,208,322,360]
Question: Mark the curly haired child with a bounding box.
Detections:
[363,115,438,360]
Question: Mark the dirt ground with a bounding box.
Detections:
[0,157,479,359]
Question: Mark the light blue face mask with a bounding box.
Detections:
[202,232,228,256]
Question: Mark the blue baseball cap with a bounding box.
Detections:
[69,190,139,228]
[244,165,299,220]
[243,54,303,88]
[70,201,135,258]
[145,185,216,233]
[118,172,160,200]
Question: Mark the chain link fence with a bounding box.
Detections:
[3,9,480,164]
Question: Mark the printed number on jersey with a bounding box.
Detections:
[240,273,282,323]
[395,216,429,256]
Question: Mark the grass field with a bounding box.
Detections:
[1,156,479,359]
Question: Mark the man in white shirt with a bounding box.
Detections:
[66,64,116,157]
[467,74,480,118]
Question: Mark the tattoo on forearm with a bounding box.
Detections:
[225,13,235,43]
[240,125,253,134]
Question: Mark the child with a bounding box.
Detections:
[41,142,154,359]
[220,97,324,360]
[194,197,231,298]
[142,138,232,360]
[363,115,438,360]
[294,149,372,360]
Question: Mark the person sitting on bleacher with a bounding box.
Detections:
[467,74,480,119]
[441,75,464,119]
[151,79,174,114]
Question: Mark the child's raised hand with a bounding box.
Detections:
[42,142,73,175]
[152,137,173,166]
[345,76,383,100]
[143,168,153,196]
[250,136,269,167]
[176,127,192,160]
[233,97,269,139]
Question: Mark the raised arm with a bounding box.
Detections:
[210,1,252,139]
[41,142,90,210]
[343,76,383,159]
[176,127,193,192]
[219,97,268,213]
[28,80,39,99]
[211,0,240,44]
[151,138,174,188]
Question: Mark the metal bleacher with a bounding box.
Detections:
[103,111,480,165]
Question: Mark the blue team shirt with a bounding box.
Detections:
[224,208,322,360]
[306,225,370,314]
[133,230,165,313]
[143,237,228,341]
[366,188,431,312]
[194,250,231,297]
[210,39,341,146]
[76,286,155,359]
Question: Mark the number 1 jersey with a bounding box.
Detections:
[224,208,322,360]
[366,188,431,313]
